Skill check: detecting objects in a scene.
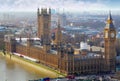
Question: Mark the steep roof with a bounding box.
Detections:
[105,11,115,29]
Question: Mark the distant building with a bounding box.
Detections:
[0,26,11,49]
[60,13,67,26]
[5,9,116,75]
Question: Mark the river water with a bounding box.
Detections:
[2,53,120,81]
[0,54,58,81]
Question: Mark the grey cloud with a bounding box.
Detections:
[0,0,109,12]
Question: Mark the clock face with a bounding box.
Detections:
[111,33,115,38]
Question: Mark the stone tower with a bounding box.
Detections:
[104,11,116,73]
[55,19,62,46]
[56,19,63,69]
[37,8,51,52]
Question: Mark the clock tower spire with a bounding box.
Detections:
[104,11,116,73]
[106,11,115,29]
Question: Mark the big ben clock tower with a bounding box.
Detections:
[104,11,116,73]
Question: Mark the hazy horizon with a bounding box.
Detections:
[0,0,119,14]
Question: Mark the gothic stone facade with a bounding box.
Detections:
[4,10,116,75]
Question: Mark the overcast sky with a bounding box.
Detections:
[0,0,120,13]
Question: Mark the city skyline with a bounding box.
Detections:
[0,0,120,14]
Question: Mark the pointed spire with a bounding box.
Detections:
[57,14,61,31]
[37,8,40,15]
[37,8,39,11]
[107,10,112,23]
[106,11,114,29]
[56,16,62,45]
[108,11,112,19]
[49,8,51,14]
[58,18,61,29]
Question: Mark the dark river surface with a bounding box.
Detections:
[0,54,58,81]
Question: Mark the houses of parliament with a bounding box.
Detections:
[4,8,116,75]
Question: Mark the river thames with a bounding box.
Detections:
[0,54,59,81]
[1,53,120,81]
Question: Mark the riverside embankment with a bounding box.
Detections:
[0,52,64,81]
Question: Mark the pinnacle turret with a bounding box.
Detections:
[105,11,114,29]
